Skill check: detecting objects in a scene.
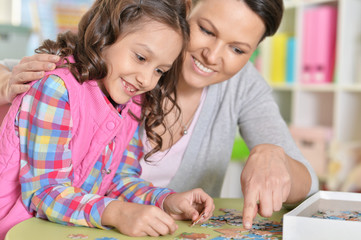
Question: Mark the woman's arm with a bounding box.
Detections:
[0,63,13,105]
[241,144,311,228]
[0,54,59,105]
[235,63,318,229]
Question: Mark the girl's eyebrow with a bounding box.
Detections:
[136,43,154,55]
[200,18,252,50]
[136,43,173,68]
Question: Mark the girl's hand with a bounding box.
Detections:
[101,201,178,237]
[4,54,59,103]
[240,144,292,229]
[162,188,215,224]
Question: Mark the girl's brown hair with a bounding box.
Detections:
[35,0,190,160]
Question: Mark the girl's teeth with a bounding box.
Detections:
[194,58,213,73]
[123,80,136,93]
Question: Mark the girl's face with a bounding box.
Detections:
[100,20,183,105]
[181,0,266,89]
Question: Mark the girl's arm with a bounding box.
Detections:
[106,128,214,222]
[0,55,58,105]
[19,75,114,229]
[107,127,175,207]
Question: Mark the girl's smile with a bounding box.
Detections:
[99,19,183,105]
[122,79,139,96]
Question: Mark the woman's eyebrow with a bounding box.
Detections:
[200,18,251,50]
[232,41,251,50]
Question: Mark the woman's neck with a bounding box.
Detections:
[153,75,204,151]
[176,75,204,99]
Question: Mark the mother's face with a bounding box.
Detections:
[181,0,266,89]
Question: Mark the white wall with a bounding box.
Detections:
[0,0,12,24]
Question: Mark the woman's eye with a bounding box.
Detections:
[155,68,165,75]
[199,25,214,36]
[136,54,146,62]
[232,47,245,55]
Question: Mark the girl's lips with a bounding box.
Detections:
[122,79,138,96]
[191,56,215,76]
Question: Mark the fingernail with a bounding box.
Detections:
[47,63,54,70]
[244,221,251,229]
[50,56,59,61]
[37,71,43,76]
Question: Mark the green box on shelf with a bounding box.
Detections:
[231,137,249,162]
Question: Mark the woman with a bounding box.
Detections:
[0,0,318,229]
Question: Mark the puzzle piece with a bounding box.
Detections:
[200,220,225,228]
[67,234,88,239]
[205,208,283,239]
[94,238,119,240]
[175,232,210,240]
[311,210,361,222]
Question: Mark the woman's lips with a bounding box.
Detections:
[192,56,215,76]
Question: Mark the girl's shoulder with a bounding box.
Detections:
[29,74,69,102]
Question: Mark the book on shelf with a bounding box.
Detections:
[286,37,296,84]
[301,5,338,85]
[270,32,288,84]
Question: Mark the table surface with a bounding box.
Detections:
[5,198,287,240]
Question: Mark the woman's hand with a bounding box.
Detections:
[162,188,215,224]
[241,144,310,229]
[102,201,178,237]
[1,54,59,104]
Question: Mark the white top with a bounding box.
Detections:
[139,87,208,187]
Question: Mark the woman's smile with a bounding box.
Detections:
[192,56,215,75]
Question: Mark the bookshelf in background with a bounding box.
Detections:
[254,0,361,192]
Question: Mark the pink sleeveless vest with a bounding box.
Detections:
[0,66,142,238]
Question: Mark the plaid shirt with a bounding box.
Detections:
[16,75,172,229]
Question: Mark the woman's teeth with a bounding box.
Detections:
[194,58,213,73]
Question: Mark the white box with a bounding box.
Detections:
[0,24,31,59]
[283,191,361,240]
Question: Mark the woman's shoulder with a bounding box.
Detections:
[229,62,265,84]
[215,62,271,95]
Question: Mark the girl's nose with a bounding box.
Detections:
[136,68,154,90]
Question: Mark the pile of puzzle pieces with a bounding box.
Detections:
[175,208,283,240]
[311,210,361,221]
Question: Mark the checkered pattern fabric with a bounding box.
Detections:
[16,75,173,229]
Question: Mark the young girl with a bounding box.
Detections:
[0,0,214,238]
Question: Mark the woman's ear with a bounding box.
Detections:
[185,0,192,16]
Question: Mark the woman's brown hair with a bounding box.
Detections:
[192,0,284,42]
[35,0,190,160]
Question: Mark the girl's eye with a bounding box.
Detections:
[199,25,214,36]
[155,68,165,76]
[136,54,146,62]
[232,47,245,55]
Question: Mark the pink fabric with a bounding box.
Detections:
[0,65,141,238]
[140,88,207,187]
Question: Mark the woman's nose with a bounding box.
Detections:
[202,41,223,65]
